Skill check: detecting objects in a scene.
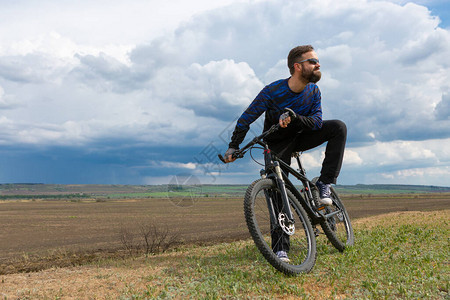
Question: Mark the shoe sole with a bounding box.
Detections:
[318,198,332,206]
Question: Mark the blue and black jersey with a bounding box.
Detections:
[229,78,323,149]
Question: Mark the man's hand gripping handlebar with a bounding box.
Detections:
[218,148,241,164]
[279,107,296,128]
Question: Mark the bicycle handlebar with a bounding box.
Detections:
[218,123,280,164]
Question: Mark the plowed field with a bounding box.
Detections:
[1,193,449,274]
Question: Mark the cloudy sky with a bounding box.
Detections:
[0,0,449,186]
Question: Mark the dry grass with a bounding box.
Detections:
[1,263,165,299]
[353,209,449,229]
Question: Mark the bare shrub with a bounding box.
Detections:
[139,222,179,255]
[118,227,138,255]
[118,221,179,256]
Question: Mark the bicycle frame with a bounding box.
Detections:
[260,142,325,226]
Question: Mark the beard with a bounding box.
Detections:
[302,68,322,83]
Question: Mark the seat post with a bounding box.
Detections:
[293,152,306,176]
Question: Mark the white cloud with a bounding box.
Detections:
[264,59,288,84]
[342,138,450,185]
[289,137,449,186]
[343,149,363,166]
[435,93,450,120]
[150,59,264,120]
[155,161,197,170]
[0,0,254,46]
[290,152,323,171]
[2,0,449,146]
[318,44,352,70]
[358,139,446,166]
[128,0,450,144]
[0,86,14,109]
[382,166,450,179]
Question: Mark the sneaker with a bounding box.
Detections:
[316,181,333,206]
[276,250,290,263]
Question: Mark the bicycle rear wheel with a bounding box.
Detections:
[244,178,317,275]
[319,186,354,251]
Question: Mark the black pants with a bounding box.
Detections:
[269,119,347,184]
[269,120,347,252]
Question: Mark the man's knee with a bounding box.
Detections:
[325,120,347,136]
[335,120,347,135]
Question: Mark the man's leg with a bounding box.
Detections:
[294,120,347,184]
[266,120,346,253]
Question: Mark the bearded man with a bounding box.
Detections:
[222,45,347,262]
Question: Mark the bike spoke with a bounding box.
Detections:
[250,183,315,269]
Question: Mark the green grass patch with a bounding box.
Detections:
[2,184,448,201]
[335,184,450,194]
[115,210,448,299]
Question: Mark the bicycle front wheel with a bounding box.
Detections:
[244,178,317,275]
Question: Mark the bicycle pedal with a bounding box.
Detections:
[317,205,326,211]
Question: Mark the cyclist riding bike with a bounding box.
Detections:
[222,45,347,262]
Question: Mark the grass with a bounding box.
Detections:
[116,210,449,299]
[1,210,448,299]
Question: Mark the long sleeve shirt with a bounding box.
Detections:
[229,78,323,149]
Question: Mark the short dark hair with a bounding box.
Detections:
[287,45,315,75]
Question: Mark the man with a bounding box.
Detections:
[222,45,347,262]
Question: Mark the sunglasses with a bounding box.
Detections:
[296,58,320,65]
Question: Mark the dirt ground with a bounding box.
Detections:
[1,193,449,275]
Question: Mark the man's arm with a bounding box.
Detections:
[224,87,271,163]
[292,85,323,130]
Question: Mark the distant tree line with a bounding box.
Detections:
[0,194,89,200]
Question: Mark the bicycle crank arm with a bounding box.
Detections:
[323,209,342,220]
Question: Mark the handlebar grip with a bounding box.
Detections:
[218,154,227,164]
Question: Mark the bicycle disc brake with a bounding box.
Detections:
[278,213,295,236]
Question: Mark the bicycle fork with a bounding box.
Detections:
[262,149,295,235]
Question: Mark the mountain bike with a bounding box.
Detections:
[219,111,354,275]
